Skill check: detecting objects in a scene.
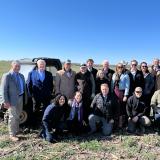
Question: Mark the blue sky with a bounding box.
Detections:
[0,0,159,64]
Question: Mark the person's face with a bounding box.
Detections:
[103,62,109,69]
[101,85,109,96]
[117,65,123,73]
[131,62,137,70]
[64,63,71,71]
[153,59,159,66]
[37,62,46,71]
[59,96,65,106]
[87,61,93,68]
[99,71,104,79]
[75,92,82,103]
[80,67,87,74]
[141,63,147,72]
[135,89,142,98]
[12,63,21,73]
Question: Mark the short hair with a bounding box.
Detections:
[131,59,138,65]
[135,87,142,92]
[101,83,109,88]
[37,59,46,66]
[102,60,109,65]
[87,59,94,63]
[11,60,21,66]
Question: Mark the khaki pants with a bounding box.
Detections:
[8,96,23,136]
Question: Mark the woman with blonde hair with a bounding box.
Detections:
[95,69,110,94]
[112,63,130,129]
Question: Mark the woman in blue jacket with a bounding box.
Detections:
[40,94,70,143]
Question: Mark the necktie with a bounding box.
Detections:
[16,74,21,94]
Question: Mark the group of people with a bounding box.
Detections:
[1,58,160,142]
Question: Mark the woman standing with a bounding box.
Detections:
[140,62,155,116]
[96,69,110,94]
[112,63,130,129]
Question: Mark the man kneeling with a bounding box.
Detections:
[126,87,151,133]
[88,83,118,136]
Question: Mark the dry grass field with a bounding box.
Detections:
[0,60,160,160]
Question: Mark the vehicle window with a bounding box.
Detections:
[46,66,57,80]
[20,64,35,81]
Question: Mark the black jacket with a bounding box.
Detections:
[27,70,53,100]
[88,67,98,81]
[95,77,110,94]
[91,93,119,120]
[42,103,70,131]
[127,70,145,95]
[126,94,147,118]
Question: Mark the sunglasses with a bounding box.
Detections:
[131,64,137,66]
[135,91,142,93]
[142,66,147,68]
[117,66,123,68]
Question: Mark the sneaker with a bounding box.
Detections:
[9,135,19,142]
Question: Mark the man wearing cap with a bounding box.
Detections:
[55,59,76,100]
[27,59,53,114]
[86,59,97,81]
[126,87,151,133]
[75,63,95,122]
[1,60,27,141]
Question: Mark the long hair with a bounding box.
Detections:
[54,94,68,106]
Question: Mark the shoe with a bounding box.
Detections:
[10,135,19,142]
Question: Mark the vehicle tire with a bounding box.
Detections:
[20,110,28,124]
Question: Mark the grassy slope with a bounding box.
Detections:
[0,61,160,160]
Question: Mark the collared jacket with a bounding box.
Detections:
[1,71,27,106]
[90,93,118,120]
[27,69,53,100]
[126,94,147,118]
[55,69,76,100]
[150,90,160,114]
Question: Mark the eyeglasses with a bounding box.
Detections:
[131,64,137,66]
[142,66,147,68]
[117,66,123,69]
[135,91,142,93]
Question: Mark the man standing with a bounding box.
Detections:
[102,60,115,83]
[55,59,76,100]
[75,63,95,121]
[1,60,26,141]
[27,59,53,113]
[86,59,97,81]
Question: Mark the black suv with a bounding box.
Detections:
[0,57,62,125]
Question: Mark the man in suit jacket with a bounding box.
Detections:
[86,59,97,81]
[27,59,53,113]
[1,60,26,141]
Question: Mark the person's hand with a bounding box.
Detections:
[109,119,114,123]
[4,102,11,109]
[91,93,95,99]
[132,116,139,123]
[82,120,87,126]
[123,96,127,102]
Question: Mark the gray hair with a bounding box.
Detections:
[37,59,46,66]
[11,60,21,66]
